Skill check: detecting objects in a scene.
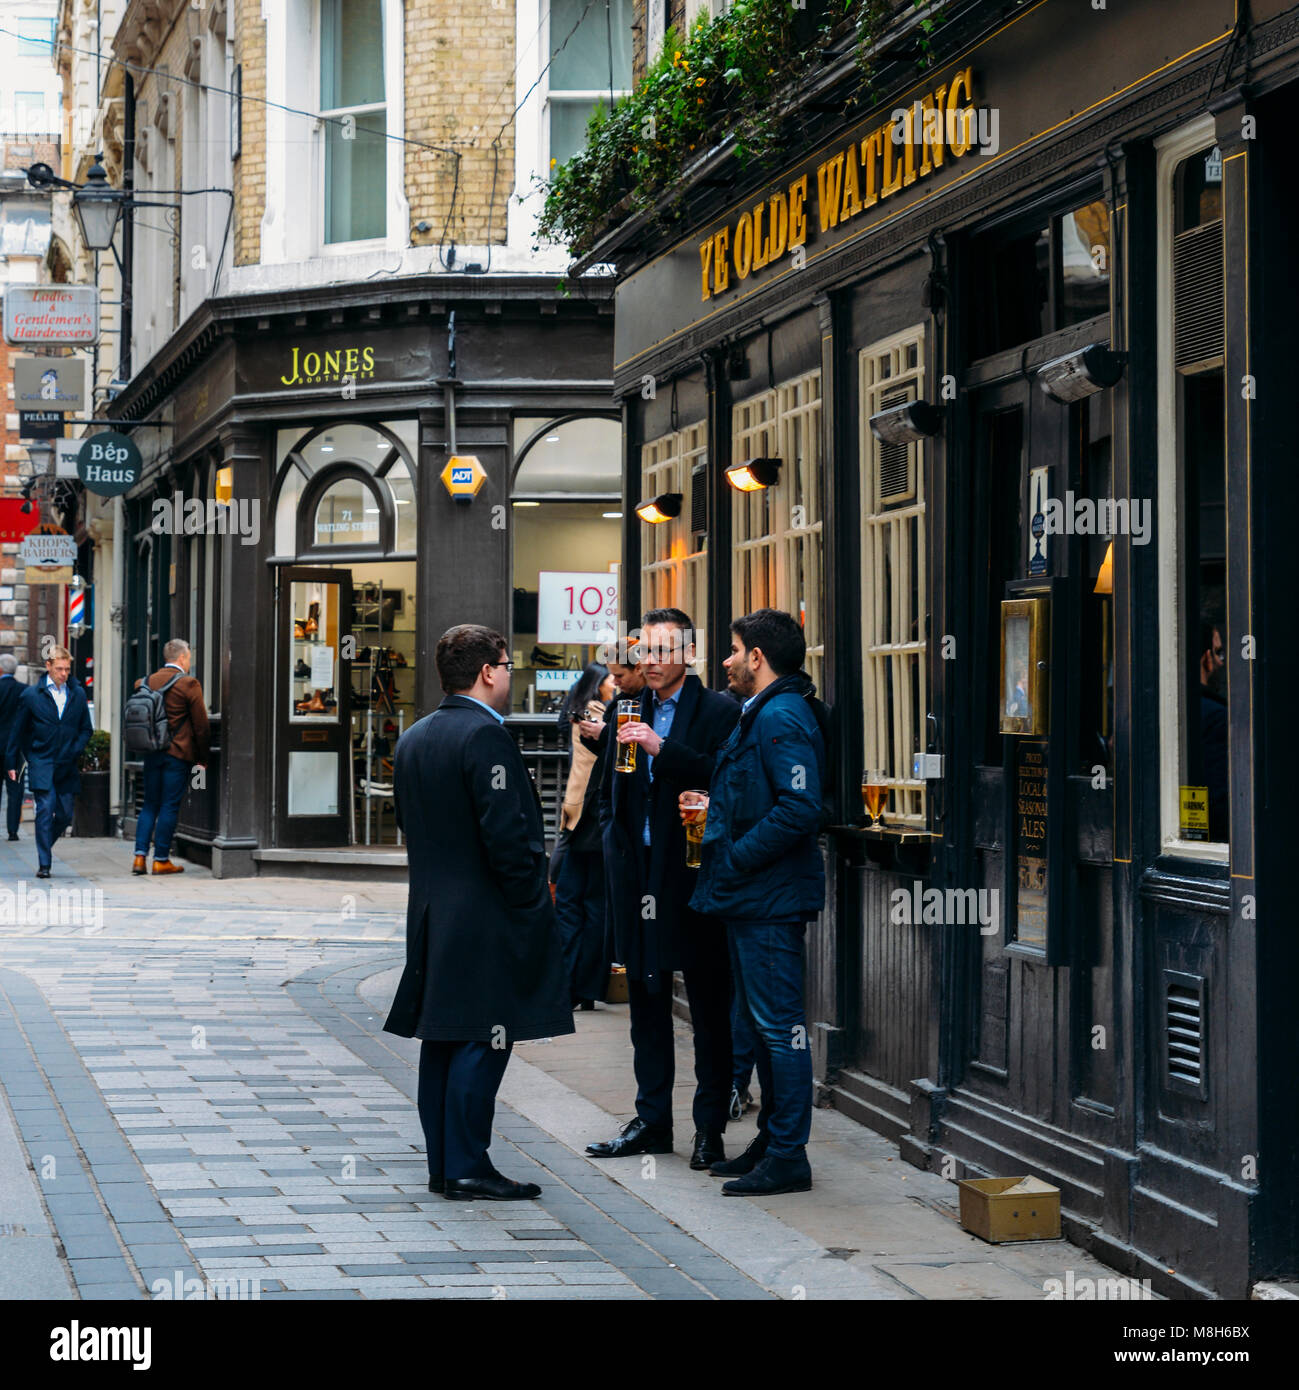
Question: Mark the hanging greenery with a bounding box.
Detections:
[536,0,945,258]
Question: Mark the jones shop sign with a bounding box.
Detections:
[77,431,143,496]
[3,286,100,346]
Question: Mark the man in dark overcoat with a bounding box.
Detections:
[6,645,92,878]
[586,609,740,1171]
[383,624,573,1201]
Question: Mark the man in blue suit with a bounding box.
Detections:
[6,645,92,878]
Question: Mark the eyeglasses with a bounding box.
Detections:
[490,660,515,671]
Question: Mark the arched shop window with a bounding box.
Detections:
[271,420,417,560]
[510,415,621,714]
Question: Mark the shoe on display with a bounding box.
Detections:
[530,644,563,667]
[294,659,310,678]
[294,620,306,640]
[304,600,320,636]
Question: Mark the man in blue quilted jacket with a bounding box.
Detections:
[685,608,826,1197]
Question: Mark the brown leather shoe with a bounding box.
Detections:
[132,854,147,875]
[152,859,185,875]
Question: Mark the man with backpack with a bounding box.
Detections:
[5,645,92,879]
[126,638,210,875]
[683,608,828,1197]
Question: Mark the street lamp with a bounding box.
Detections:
[72,157,124,252]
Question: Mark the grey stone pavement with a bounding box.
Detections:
[0,835,1126,1301]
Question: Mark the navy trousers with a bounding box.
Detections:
[417,1040,513,1180]
[554,846,609,1003]
[33,780,76,871]
[1,760,22,837]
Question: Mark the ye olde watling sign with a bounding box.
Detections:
[3,285,100,346]
[1014,739,1049,949]
[77,431,143,496]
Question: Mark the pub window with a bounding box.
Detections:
[859,329,927,825]
[640,421,709,671]
[970,194,1112,358]
[1157,125,1227,856]
[546,0,633,167]
[731,371,824,692]
[320,0,388,244]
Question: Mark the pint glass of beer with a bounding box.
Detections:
[681,791,708,868]
[862,769,886,827]
[614,700,638,773]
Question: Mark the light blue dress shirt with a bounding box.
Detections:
[643,687,681,845]
[459,694,505,724]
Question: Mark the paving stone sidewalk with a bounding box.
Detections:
[0,837,1126,1301]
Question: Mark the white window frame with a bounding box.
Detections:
[859,327,928,826]
[261,0,407,264]
[730,370,824,693]
[541,0,632,172]
[1155,112,1227,863]
[640,421,709,669]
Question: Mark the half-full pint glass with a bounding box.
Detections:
[682,791,708,868]
[615,699,638,773]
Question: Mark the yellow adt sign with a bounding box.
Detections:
[440,455,487,501]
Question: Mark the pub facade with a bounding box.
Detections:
[587,0,1299,1297]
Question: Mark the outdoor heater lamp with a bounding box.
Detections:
[868,399,941,445]
[725,457,782,492]
[1037,343,1127,403]
[635,493,683,524]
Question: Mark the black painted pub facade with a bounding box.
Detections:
[593,0,1299,1297]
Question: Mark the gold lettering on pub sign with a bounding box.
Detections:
[698,66,978,301]
[280,344,377,386]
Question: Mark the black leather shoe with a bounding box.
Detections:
[721,1154,812,1196]
[36,866,50,879]
[6,833,17,841]
[443,1173,541,1202]
[690,1131,725,1171]
[427,1175,444,1193]
[709,1132,768,1176]
[586,1116,673,1158]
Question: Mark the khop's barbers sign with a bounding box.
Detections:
[13,357,87,413]
[4,286,100,346]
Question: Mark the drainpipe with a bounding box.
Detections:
[444,310,457,453]
[119,73,135,382]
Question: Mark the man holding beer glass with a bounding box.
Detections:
[683,609,827,1197]
[586,609,740,1171]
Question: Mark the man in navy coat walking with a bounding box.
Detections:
[6,645,92,878]
[383,624,573,1201]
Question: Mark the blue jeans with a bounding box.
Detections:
[731,987,757,1093]
[135,752,189,859]
[726,918,812,1160]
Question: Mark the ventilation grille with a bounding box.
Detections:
[877,383,917,507]
[1164,971,1206,1096]
[1173,220,1224,372]
[690,461,708,536]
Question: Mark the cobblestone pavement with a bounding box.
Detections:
[0,840,1127,1301]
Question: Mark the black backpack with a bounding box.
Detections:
[123,672,184,754]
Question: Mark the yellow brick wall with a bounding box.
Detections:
[234,0,267,266]
[404,1,515,249]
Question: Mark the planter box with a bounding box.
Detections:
[73,769,112,837]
